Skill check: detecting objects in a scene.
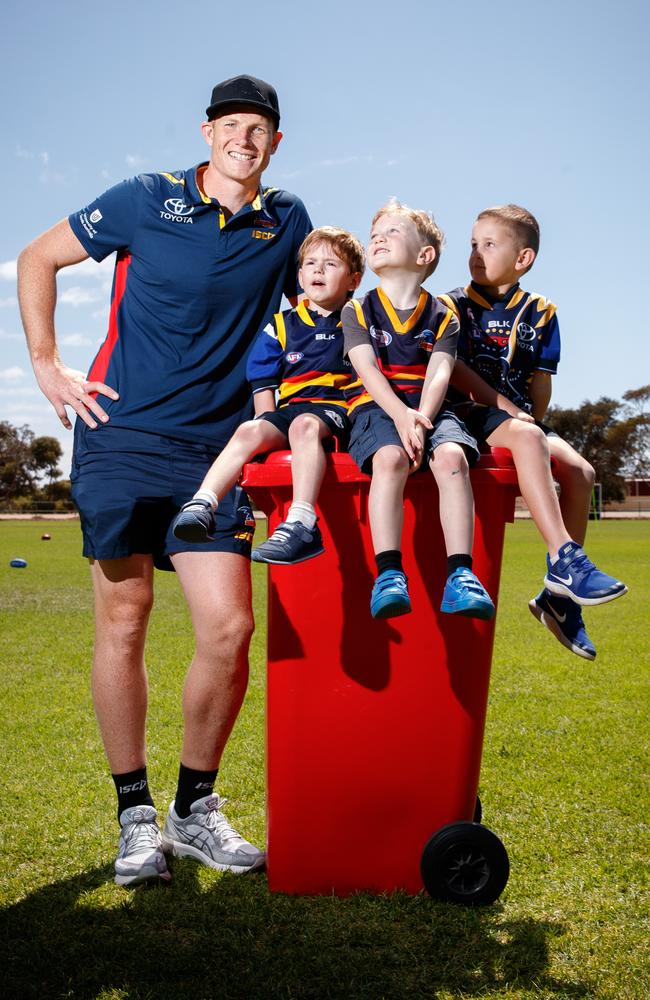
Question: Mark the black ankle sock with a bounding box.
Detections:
[112,766,154,821]
[174,764,219,819]
[447,553,472,575]
[376,550,403,575]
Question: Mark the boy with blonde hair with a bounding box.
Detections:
[173,226,364,564]
[343,200,493,620]
[441,204,626,659]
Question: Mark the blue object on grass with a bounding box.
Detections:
[10,558,28,568]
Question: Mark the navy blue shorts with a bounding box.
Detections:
[458,403,558,444]
[258,401,350,447]
[348,404,479,475]
[70,424,255,571]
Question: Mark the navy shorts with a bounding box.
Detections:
[348,404,479,475]
[70,424,256,570]
[258,401,350,447]
[458,403,558,444]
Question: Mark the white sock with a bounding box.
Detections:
[194,489,219,510]
[286,501,316,530]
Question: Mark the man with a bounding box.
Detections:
[18,75,312,886]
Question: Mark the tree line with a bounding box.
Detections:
[1,385,648,505]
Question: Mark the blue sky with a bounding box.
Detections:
[2,0,648,473]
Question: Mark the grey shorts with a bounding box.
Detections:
[348,404,479,474]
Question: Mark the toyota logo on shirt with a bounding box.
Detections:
[164,198,194,216]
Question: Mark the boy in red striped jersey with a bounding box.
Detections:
[173,226,363,564]
[342,201,493,621]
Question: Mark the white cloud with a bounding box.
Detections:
[60,333,93,347]
[0,366,27,381]
[0,329,21,340]
[0,260,17,281]
[0,296,17,307]
[2,385,41,396]
[126,153,145,169]
[59,286,101,307]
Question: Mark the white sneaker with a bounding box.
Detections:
[114,804,171,886]
[162,794,265,873]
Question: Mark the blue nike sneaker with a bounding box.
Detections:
[370,569,412,619]
[172,499,216,542]
[529,589,596,661]
[440,568,495,620]
[544,541,627,606]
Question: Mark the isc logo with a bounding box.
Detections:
[252,230,276,240]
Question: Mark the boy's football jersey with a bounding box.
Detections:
[439,283,561,413]
[342,287,457,416]
[246,301,352,409]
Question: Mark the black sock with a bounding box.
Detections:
[376,550,403,575]
[112,766,154,822]
[174,764,219,818]
[447,553,472,575]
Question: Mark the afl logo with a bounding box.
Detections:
[286,352,304,363]
[517,322,536,342]
[369,326,393,346]
[163,198,194,216]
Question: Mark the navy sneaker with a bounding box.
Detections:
[529,589,596,661]
[172,499,216,542]
[370,569,412,619]
[440,568,495,620]
[251,520,324,565]
[544,541,627,606]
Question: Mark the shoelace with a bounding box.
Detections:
[202,795,247,848]
[563,549,595,575]
[267,527,292,544]
[123,813,160,852]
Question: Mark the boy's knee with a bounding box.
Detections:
[288,413,321,443]
[432,442,469,477]
[372,445,409,477]
[236,419,267,448]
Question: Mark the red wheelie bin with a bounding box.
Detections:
[241,448,518,903]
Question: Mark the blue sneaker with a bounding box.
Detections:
[370,569,412,619]
[440,568,495,620]
[529,589,596,661]
[172,499,216,542]
[252,520,324,565]
[544,541,627,606]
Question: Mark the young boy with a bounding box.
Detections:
[172,226,364,564]
[441,204,627,660]
[342,201,494,621]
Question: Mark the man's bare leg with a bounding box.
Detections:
[171,551,254,770]
[162,550,263,872]
[90,554,171,886]
[90,554,155,774]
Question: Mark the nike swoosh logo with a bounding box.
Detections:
[546,603,567,623]
[551,572,573,586]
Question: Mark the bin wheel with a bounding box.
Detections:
[473,795,482,824]
[421,821,509,905]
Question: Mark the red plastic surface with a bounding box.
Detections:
[242,450,519,895]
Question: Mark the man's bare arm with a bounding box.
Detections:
[18,219,119,430]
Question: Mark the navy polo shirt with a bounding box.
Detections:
[69,165,312,448]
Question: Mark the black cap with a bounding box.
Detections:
[205,75,280,128]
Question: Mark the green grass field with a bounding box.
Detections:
[1,519,648,1000]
